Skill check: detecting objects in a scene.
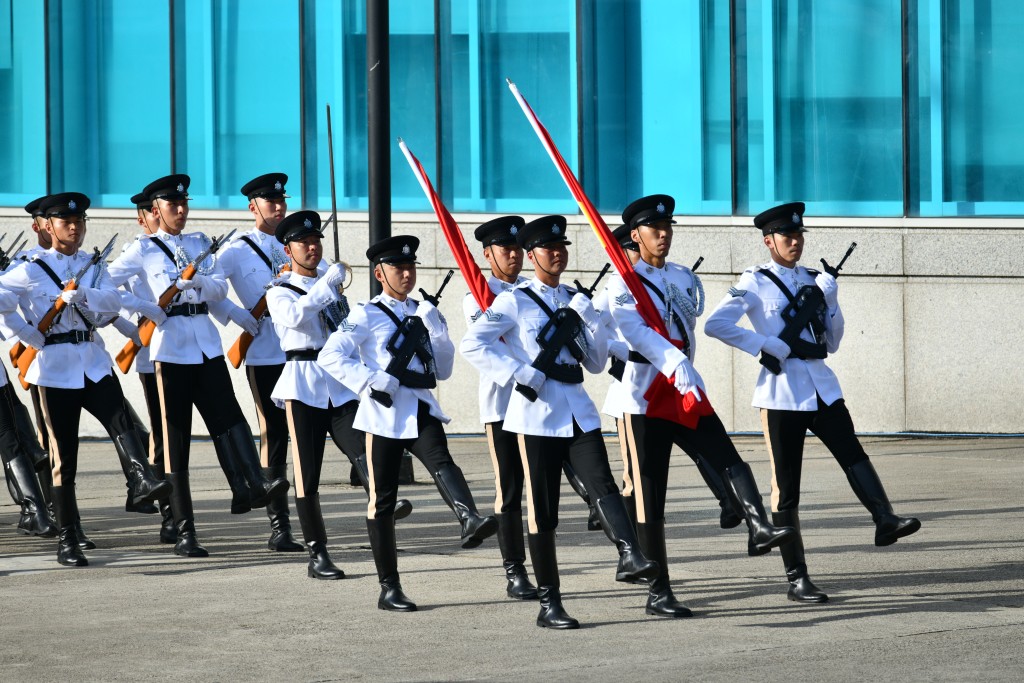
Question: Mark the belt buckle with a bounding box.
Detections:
[186,303,200,316]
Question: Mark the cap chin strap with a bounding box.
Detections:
[378,264,405,300]
[487,245,516,281]
[529,247,560,281]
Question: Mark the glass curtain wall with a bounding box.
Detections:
[0,0,46,207]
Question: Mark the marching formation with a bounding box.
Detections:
[1,172,922,629]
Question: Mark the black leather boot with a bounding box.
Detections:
[774,510,828,603]
[295,496,345,579]
[844,460,922,546]
[725,462,797,555]
[264,466,303,552]
[69,490,96,550]
[366,516,416,611]
[8,387,49,467]
[350,453,413,520]
[528,531,578,629]
[495,512,538,600]
[52,485,88,567]
[212,428,251,514]
[432,463,498,549]
[159,498,176,544]
[114,430,171,508]
[594,494,659,583]
[562,460,601,530]
[215,423,288,509]
[7,453,57,537]
[122,401,158,514]
[691,453,743,529]
[167,471,208,558]
[636,520,693,618]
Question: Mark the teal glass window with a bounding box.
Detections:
[733,0,904,216]
[172,0,301,209]
[46,0,170,206]
[0,0,47,206]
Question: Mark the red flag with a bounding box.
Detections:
[398,139,493,311]
[506,80,712,427]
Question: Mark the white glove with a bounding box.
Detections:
[608,339,629,361]
[672,360,704,401]
[323,262,346,289]
[761,336,791,362]
[513,364,545,392]
[175,276,196,290]
[415,301,445,334]
[568,292,594,318]
[815,272,839,311]
[368,371,399,397]
[17,324,45,351]
[229,308,260,336]
[137,301,167,326]
[61,289,86,305]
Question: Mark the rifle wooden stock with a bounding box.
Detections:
[9,341,24,366]
[137,263,197,347]
[116,338,141,374]
[15,281,77,385]
[227,297,268,369]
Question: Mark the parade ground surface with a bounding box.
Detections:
[1,435,1021,682]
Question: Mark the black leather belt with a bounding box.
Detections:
[285,348,321,362]
[542,362,584,384]
[45,330,95,345]
[627,350,650,364]
[166,302,209,317]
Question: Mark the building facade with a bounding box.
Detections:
[1,1,1021,433]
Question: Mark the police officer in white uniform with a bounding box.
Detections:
[606,194,795,617]
[704,202,921,603]
[106,175,287,558]
[461,216,658,629]
[319,235,497,612]
[209,173,302,552]
[266,211,413,580]
[0,192,170,566]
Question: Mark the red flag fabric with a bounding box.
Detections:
[398,139,493,311]
[506,80,713,428]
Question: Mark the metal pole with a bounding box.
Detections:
[367,0,391,296]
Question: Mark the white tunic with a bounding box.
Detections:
[266,270,356,409]
[704,261,844,411]
[115,235,158,373]
[106,228,229,365]
[317,293,455,439]
[460,277,608,438]
[0,249,122,389]
[210,228,289,366]
[460,274,526,424]
[606,260,703,415]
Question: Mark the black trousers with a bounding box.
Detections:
[623,411,742,523]
[761,397,868,513]
[0,380,22,464]
[139,371,164,469]
[365,400,457,519]
[154,356,246,473]
[246,364,288,471]
[37,374,133,487]
[285,398,363,498]
[517,423,620,534]
[484,420,524,516]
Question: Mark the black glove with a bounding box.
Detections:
[820,258,840,279]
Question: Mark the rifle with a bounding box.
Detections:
[14,235,118,389]
[0,233,27,271]
[759,286,829,375]
[418,269,454,307]
[691,256,704,272]
[115,229,235,373]
[515,307,586,402]
[369,273,453,407]
[226,264,291,370]
[820,242,857,278]
[573,262,611,300]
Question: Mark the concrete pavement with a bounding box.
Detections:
[1,435,1021,682]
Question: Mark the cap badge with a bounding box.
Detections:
[68,200,77,210]
[510,225,518,235]
[402,244,411,255]
[176,183,185,193]
[274,181,283,191]
[552,224,560,235]
[792,212,801,224]
[303,218,312,228]
[656,202,666,214]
